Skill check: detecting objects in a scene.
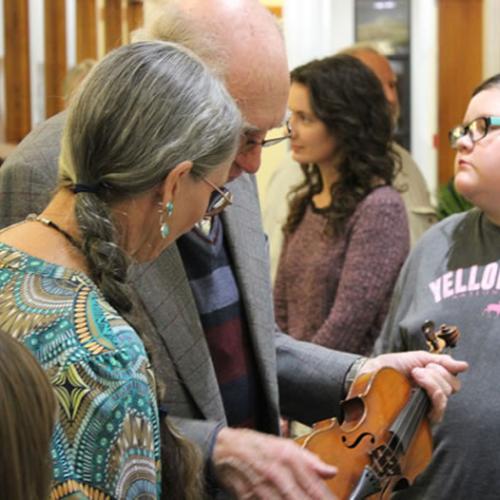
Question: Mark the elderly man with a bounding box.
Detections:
[0,1,465,498]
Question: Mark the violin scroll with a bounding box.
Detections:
[421,321,460,354]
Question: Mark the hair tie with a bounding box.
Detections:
[73,183,99,194]
[158,403,169,419]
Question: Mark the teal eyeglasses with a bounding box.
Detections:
[449,116,500,149]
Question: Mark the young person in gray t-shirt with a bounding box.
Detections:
[375,73,500,499]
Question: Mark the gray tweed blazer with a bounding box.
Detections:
[0,112,357,463]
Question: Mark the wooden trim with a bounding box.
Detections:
[104,0,123,53]
[4,0,31,142]
[127,1,144,41]
[438,0,483,185]
[45,0,67,118]
[77,0,98,62]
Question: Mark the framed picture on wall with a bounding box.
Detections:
[355,0,411,149]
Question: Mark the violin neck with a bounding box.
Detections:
[388,336,456,454]
[389,388,429,454]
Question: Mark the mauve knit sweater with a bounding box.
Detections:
[273,186,409,355]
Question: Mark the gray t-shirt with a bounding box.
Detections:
[375,208,500,499]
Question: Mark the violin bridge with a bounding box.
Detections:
[371,444,402,477]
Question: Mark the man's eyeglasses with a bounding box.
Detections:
[449,116,500,149]
[202,177,233,217]
[239,122,291,153]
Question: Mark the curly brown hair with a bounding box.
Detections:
[283,54,400,237]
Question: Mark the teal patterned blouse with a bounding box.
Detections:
[0,243,161,499]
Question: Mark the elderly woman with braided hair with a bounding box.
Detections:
[0,41,241,499]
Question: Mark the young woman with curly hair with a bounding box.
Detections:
[274,54,409,355]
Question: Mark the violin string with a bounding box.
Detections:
[371,389,429,477]
[391,337,454,455]
[394,391,428,453]
[389,390,428,455]
[384,338,453,460]
[381,399,426,478]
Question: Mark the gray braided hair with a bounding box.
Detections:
[58,41,241,313]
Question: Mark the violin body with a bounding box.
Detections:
[297,367,433,499]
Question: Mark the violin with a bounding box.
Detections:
[296,321,459,500]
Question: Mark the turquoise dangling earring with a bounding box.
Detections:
[160,201,174,239]
[166,201,174,217]
[160,221,170,239]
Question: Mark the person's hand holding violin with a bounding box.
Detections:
[358,351,468,423]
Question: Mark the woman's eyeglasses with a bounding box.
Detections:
[202,177,234,217]
[449,116,500,149]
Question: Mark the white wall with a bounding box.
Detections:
[284,0,355,70]
[29,0,46,127]
[411,0,438,199]
[483,0,500,79]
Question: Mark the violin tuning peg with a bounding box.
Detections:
[438,324,460,348]
[421,320,435,337]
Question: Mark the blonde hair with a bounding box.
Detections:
[63,59,97,105]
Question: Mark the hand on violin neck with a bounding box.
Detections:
[359,352,468,423]
[212,427,337,499]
